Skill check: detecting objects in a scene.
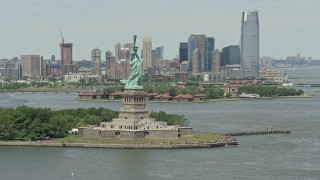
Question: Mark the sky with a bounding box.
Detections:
[0,0,319,60]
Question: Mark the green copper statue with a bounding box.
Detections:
[125,35,144,89]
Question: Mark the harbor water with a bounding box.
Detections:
[0,66,319,180]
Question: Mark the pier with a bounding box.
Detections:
[224,128,291,136]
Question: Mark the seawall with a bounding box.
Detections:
[0,141,238,149]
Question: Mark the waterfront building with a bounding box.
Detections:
[240,10,260,79]
[179,42,188,63]
[143,36,152,70]
[63,73,84,83]
[60,43,73,75]
[188,35,205,72]
[91,48,101,76]
[20,55,43,80]
[259,69,285,84]
[204,37,215,72]
[0,66,21,81]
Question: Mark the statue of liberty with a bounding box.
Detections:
[125,35,143,89]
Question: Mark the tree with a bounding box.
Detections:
[226,92,232,98]
[0,114,16,140]
[168,87,177,97]
[147,88,154,93]
[180,88,188,95]
[103,87,115,94]
[150,111,190,126]
[188,86,198,95]
[189,75,198,82]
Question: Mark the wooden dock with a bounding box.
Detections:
[224,128,291,136]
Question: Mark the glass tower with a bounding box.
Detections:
[204,37,215,72]
[240,10,259,79]
[179,42,188,63]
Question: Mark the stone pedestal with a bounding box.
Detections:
[114,89,153,127]
[100,89,165,131]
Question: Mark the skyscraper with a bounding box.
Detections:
[91,48,101,76]
[21,55,43,79]
[188,35,205,72]
[192,49,201,74]
[179,42,188,63]
[105,51,112,69]
[241,10,259,79]
[143,36,152,70]
[204,37,215,72]
[155,46,163,60]
[60,43,73,75]
[115,42,121,61]
[212,49,221,75]
[152,46,163,67]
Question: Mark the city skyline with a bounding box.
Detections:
[0,0,320,60]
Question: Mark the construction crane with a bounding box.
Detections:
[60,29,64,43]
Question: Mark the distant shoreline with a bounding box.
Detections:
[76,95,313,103]
[0,141,238,149]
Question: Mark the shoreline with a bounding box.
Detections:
[0,140,238,149]
[76,98,239,103]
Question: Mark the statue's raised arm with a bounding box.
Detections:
[133,35,137,47]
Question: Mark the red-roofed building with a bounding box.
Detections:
[194,94,206,101]
[154,93,173,101]
[173,94,194,102]
[109,92,122,100]
[78,92,96,99]
[96,92,108,99]
[146,93,158,101]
